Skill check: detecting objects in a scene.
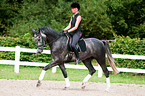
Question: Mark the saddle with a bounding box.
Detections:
[66,34,86,52]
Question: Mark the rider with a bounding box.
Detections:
[60,2,82,64]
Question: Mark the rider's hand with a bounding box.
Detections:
[64,30,68,34]
[60,30,64,33]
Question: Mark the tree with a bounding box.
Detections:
[1,0,144,39]
[0,0,21,36]
[80,0,114,39]
[105,0,145,39]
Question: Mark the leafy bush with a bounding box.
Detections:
[114,59,144,69]
[0,33,51,63]
[109,36,145,69]
[110,36,145,55]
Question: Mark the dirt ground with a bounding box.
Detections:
[0,79,145,96]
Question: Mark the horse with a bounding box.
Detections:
[32,26,119,91]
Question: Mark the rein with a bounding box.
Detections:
[42,28,61,46]
[47,35,60,45]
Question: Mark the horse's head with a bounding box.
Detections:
[32,28,46,53]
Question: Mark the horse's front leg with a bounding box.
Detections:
[59,64,70,89]
[36,61,58,87]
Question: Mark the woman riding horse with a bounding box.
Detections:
[33,2,119,91]
[60,2,82,65]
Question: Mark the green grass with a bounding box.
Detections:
[0,65,145,84]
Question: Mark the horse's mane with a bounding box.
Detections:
[40,26,61,36]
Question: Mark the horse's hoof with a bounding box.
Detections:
[82,85,86,89]
[105,88,110,92]
[81,83,86,89]
[36,83,41,87]
[36,80,41,87]
[63,87,69,90]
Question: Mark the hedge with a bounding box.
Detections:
[0,33,51,63]
[0,35,144,69]
[109,36,145,69]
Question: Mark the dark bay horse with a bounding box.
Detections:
[32,26,119,90]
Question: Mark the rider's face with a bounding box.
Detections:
[71,8,78,14]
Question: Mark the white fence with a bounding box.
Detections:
[0,46,145,77]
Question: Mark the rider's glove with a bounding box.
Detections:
[60,30,64,33]
[63,30,68,34]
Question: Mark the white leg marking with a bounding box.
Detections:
[106,77,111,91]
[39,70,46,81]
[82,74,92,89]
[83,74,92,83]
[65,78,70,87]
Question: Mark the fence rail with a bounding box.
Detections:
[0,46,145,77]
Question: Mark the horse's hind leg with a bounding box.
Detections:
[82,58,96,89]
[96,56,110,91]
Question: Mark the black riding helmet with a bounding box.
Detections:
[71,2,80,10]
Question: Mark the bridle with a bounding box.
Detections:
[34,32,46,48]
[35,29,61,48]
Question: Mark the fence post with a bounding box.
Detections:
[14,46,20,73]
[98,65,103,77]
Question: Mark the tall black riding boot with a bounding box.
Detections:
[73,47,81,65]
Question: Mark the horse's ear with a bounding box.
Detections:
[32,29,35,32]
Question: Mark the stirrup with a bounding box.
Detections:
[75,59,81,65]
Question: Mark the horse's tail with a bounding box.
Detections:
[102,40,119,75]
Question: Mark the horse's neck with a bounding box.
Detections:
[46,35,59,45]
[48,35,67,50]
[45,29,60,45]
